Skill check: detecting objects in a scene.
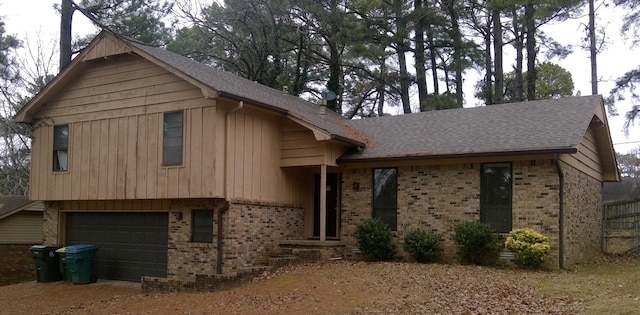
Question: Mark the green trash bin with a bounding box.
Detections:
[55,247,71,281]
[29,245,62,282]
[65,244,99,284]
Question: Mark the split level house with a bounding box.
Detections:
[15,31,619,287]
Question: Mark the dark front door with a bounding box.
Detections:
[313,173,339,238]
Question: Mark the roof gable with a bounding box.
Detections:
[15,31,367,147]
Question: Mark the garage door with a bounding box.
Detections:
[66,212,168,282]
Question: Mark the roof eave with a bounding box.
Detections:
[331,134,366,148]
[337,147,578,164]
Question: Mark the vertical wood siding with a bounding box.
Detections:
[29,54,306,205]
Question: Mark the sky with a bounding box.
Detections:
[1,0,638,154]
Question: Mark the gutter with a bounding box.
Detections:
[218,92,288,115]
[337,147,578,164]
[216,201,230,274]
[553,154,566,269]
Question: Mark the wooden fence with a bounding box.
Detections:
[603,200,640,254]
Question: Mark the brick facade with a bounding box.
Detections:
[341,159,564,267]
[37,158,603,286]
[561,161,603,266]
[168,199,305,280]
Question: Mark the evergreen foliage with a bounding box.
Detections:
[354,219,396,261]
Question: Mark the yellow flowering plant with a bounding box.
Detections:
[505,228,550,268]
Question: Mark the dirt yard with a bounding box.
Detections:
[1,257,638,314]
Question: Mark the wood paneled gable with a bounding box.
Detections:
[82,33,133,61]
[280,120,350,167]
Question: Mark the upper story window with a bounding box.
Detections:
[53,125,69,172]
[373,168,398,231]
[163,111,183,166]
[480,163,512,233]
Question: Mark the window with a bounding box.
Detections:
[163,111,183,165]
[480,163,512,233]
[373,168,397,230]
[192,210,213,243]
[53,125,69,171]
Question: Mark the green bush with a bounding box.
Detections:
[354,219,396,261]
[402,229,441,263]
[505,228,550,268]
[450,221,499,265]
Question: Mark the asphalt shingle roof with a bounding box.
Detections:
[340,95,602,161]
[15,32,609,165]
[0,196,31,218]
[127,40,368,146]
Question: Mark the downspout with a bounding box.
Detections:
[217,101,243,275]
[553,154,566,269]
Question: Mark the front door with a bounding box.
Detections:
[313,173,339,238]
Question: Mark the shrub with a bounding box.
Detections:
[354,219,396,261]
[402,229,441,263]
[505,228,550,268]
[450,221,499,265]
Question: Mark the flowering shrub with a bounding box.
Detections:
[505,228,550,268]
[402,229,441,263]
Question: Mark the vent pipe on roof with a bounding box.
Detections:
[319,90,335,115]
[319,99,327,115]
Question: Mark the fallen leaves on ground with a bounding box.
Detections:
[0,260,587,314]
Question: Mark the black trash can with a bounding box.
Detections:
[29,245,63,282]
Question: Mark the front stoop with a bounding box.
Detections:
[272,240,346,264]
[141,241,346,293]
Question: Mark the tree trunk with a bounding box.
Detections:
[589,0,598,95]
[493,8,504,104]
[512,8,524,102]
[377,56,387,117]
[446,0,463,107]
[59,0,74,72]
[484,14,493,105]
[414,0,428,111]
[327,44,340,112]
[427,24,439,95]
[394,0,412,114]
[525,2,536,100]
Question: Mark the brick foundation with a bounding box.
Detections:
[0,244,37,286]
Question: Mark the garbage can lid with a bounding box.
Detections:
[65,244,99,253]
[30,244,62,251]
